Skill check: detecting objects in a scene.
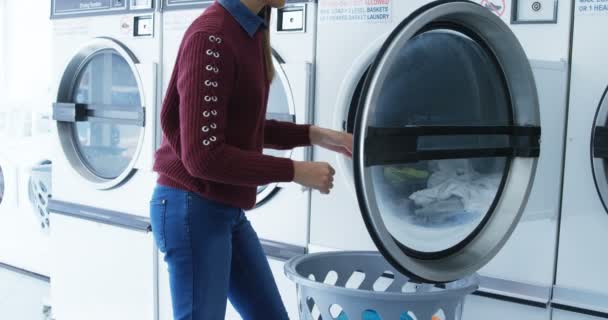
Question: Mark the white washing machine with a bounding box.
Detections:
[0,109,34,217]
[49,1,161,319]
[0,108,54,275]
[0,133,53,277]
[462,0,571,317]
[158,1,314,318]
[552,1,608,318]
[309,0,565,317]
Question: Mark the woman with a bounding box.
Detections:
[150,0,353,319]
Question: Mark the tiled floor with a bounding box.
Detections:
[0,266,50,320]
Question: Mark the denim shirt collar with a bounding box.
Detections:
[217,0,267,38]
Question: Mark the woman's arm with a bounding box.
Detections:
[263,119,311,150]
[310,126,354,158]
[177,31,296,187]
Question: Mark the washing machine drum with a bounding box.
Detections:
[352,0,541,283]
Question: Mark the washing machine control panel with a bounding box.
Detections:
[51,0,153,19]
[131,0,154,10]
[134,15,154,37]
[512,0,558,23]
[277,5,306,32]
[163,0,214,10]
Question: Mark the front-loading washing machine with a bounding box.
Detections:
[310,0,567,318]
[49,1,161,319]
[552,3,608,319]
[0,109,25,219]
[0,132,53,277]
[158,1,314,319]
[0,105,54,274]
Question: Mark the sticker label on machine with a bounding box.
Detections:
[319,0,392,23]
[164,0,213,9]
[576,0,608,14]
[53,0,126,15]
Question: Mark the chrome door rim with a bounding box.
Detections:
[55,37,146,190]
[591,87,608,213]
[256,52,297,205]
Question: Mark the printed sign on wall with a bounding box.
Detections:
[576,0,608,14]
[319,0,392,24]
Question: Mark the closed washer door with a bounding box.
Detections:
[54,38,146,190]
[591,87,608,213]
[257,52,298,206]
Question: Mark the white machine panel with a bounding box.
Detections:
[474,0,571,61]
[552,309,607,320]
[556,2,608,316]
[0,134,54,276]
[463,295,550,320]
[478,60,567,286]
[50,214,154,320]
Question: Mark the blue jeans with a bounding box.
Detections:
[150,184,289,320]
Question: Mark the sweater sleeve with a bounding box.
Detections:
[176,31,295,187]
[264,120,311,150]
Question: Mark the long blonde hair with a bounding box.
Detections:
[260,6,275,81]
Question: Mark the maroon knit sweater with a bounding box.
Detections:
[154,3,311,209]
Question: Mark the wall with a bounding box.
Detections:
[0,1,6,101]
[0,0,53,138]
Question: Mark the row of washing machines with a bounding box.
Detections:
[0,0,606,319]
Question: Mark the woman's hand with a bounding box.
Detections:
[310,126,354,158]
[293,161,335,194]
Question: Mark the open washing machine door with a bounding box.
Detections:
[52,37,156,190]
[352,0,540,283]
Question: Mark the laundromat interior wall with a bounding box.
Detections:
[0,1,53,138]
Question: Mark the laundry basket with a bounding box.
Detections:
[285,251,478,320]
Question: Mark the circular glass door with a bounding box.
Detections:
[54,38,145,190]
[256,54,297,206]
[591,87,608,212]
[353,1,540,283]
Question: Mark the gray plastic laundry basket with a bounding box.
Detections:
[284,251,478,320]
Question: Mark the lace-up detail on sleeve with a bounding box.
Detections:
[198,34,222,147]
[175,31,295,188]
